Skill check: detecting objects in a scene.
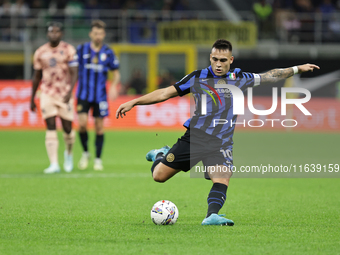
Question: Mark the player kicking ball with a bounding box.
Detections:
[30,22,78,174]
[116,39,319,225]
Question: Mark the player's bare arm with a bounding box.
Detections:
[109,69,121,101]
[116,85,178,119]
[63,66,78,103]
[30,69,42,112]
[260,64,320,83]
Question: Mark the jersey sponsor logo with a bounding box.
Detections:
[49,58,57,67]
[84,63,104,72]
[216,79,232,97]
[166,153,175,162]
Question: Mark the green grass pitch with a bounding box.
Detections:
[0,130,339,254]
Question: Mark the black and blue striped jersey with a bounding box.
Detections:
[174,65,261,145]
[76,42,119,103]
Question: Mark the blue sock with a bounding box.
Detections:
[206,183,228,217]
[79,131,88,152]
[95,134,104,158]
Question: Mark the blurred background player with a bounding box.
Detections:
[76,20,120,171]
[30,22,78,174]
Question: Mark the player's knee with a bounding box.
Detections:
[46,123,56,130]
[152,171,166,183]
[95,123,104,134]
[95,128,104,135]
[79,124,87,132]
[63,126,72,134]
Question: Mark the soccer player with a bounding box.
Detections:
[76,20,120,171]
[30,22,78,174]
[116,39,319,225]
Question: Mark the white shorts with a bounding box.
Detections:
[40,93,74,121]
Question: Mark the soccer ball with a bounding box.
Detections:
[151,200,179,225]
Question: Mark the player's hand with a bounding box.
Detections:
[30,99,36,112]
[116,101,134,119]
[63,92,72,103]
[109,87,119,101]
[298,64,320,73]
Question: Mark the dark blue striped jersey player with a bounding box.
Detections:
[76,42,119,117]
[174,65,261,145]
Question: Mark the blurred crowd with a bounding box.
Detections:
[0,0,189,12]
[0,0,189,41]
[254,0,340,42]
[1,0,340,43]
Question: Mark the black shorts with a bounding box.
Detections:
[77,99,109,117]
[161,128,233,172]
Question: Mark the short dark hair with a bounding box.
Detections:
[46,21,63,32]
[91,20,106,30]
[212,39,232,52]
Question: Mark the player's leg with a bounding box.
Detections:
[77,99,91,169]
[93,117,104,171]
[152,162,181,183]
[58,98,76,172]
[44,116,61,173]
[92,101,109,171]
[201,146,234,226]
[78,113,90,169]
[60,118,75,172]
[201,168,234,225]
[40,93,60,174]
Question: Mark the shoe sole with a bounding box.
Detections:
[44,170,60,174]
[93,166,103,171]
[78,162,88,170]
[64,167,73,173]
[202,216,234,226]
[222,221,234,226]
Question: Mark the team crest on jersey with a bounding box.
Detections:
[100,53,107,61]
[217,79,226,84]
[77,104,83,111]
[166,153,175,162]
[229,73,236,80]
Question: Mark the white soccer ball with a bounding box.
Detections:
[151,200,179,225]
